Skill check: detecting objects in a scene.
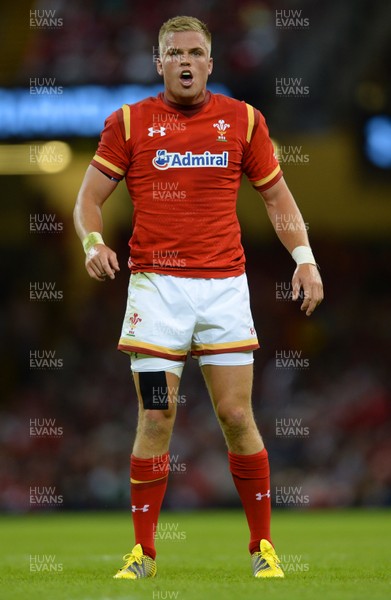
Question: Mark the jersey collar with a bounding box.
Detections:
[159,91,211,117]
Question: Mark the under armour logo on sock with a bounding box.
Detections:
[132,504,150,512]
[255,490,271,501]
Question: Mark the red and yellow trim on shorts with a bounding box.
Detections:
[190,338,260,357]
[118,338,188,361]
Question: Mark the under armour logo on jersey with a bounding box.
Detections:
[132,504,150,512]
[148,126,166,137]
[255,490,271,501]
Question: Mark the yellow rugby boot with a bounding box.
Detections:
[251,539,285,578]
[113,544,157,579]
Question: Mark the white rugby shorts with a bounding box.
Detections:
[117,272,259,362]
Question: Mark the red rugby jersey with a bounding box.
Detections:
[91,92,282,278]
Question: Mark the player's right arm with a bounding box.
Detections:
[73,165,120,282]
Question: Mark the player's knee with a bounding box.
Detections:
[217,405,250,434]
[139,408,175,440]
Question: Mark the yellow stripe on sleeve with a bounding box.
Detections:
[245,103,255,143]
[92,154,125,176]
[122,104,131,141]
[252,165,281,188]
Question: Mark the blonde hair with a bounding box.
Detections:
[159,16,212,56]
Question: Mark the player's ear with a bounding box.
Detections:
[208,57,213,76]
[156,57,163,77]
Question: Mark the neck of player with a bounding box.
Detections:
[164,87,208,107]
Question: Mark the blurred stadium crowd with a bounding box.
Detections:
[10,0,390,130]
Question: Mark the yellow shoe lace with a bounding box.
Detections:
[120,546,143,570]
[253,542,282,572]
[263,547,279,567]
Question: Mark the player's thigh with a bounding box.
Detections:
[201,363,253,414]
[133,370,180,417]
[132,354,183,420]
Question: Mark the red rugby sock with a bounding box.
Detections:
[130,453,169,559]
[228,448,272,554]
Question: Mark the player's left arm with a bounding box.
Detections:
[259,176,324,316]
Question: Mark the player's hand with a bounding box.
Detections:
[85,244,120,282]
[292,264,323,316]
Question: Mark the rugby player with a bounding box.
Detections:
[74,15,323,580]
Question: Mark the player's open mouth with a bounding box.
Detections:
[180,70,194,87]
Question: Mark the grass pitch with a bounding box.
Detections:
[0,509,390,600]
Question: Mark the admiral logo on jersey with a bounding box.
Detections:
[152,149,229,170]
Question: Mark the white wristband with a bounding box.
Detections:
[292,245,316,265]
[82,232,104,254]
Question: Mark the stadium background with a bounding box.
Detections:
[1,0,391,516]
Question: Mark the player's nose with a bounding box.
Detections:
[180,53,191,65]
